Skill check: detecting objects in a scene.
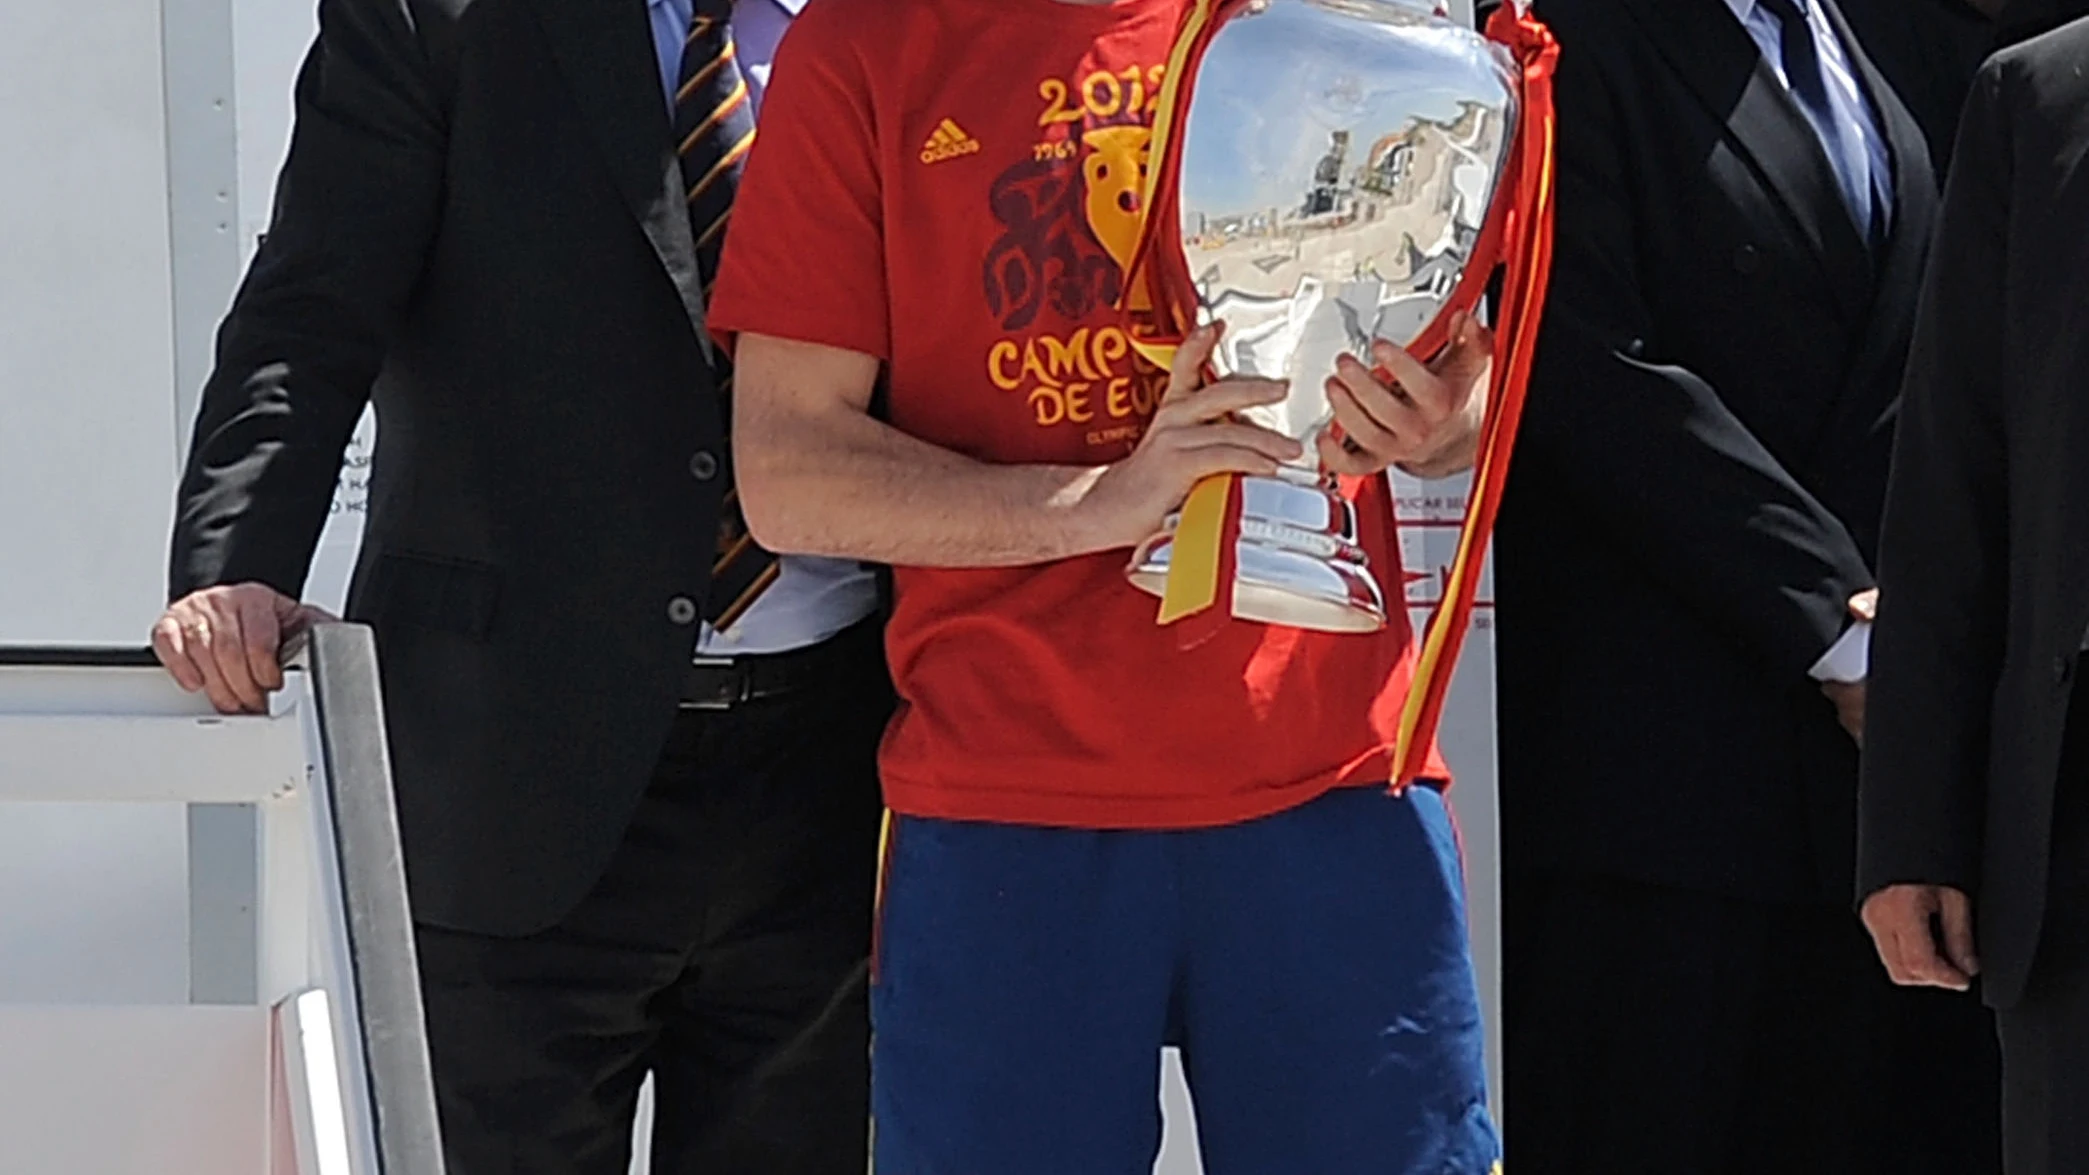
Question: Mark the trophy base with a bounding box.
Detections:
[1125,475,1388,634]
[1127,541,1388,632]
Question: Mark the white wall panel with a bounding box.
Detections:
[0,1,181,643]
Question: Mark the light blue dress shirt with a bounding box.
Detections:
[1724,0,1894,237]
[648,0,880,656]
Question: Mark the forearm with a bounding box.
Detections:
[174,0,445,597]
[171,361,371,599]
[739,407,1119,568]
[1856,58,2015,899]
[1523,317,1872,674]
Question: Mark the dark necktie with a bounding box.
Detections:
[675,0,776,630]
[1756,0,1884,248]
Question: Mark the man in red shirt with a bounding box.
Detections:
[708,0,1501,1168]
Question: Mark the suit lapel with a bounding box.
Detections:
[1627,0,1874,325]
[1823,0,1934,311]
[526,0,707,337]
[1803,0,1940,465]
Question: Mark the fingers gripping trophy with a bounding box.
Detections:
[1121,0,1559,781]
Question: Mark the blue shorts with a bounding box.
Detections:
[871,785,1500,1175]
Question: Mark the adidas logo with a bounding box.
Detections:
[919,118,981,165]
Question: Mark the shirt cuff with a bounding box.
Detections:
[1809,620,1870,684]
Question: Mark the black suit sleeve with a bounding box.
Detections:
[169,0,448,601]
[1856,62,2014,901]
[1519,13,1875,679]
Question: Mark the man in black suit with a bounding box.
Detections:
[147,1,888,1171]
[1859,17,2089,1173]
[1498,0,2000,1167]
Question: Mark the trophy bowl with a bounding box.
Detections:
[1125,0,1521,633]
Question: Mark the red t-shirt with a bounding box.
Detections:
[708,0,1447,828]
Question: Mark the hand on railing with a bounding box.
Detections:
[150,585,338,714]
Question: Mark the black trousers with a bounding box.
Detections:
[415,635,890,1174]
[1998,684,2089,1175]
[1998,961,2089,1175]
[1505,871,2002,1174]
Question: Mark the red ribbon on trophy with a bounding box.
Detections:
[1122,0,1560,783]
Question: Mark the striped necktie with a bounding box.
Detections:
[1757,0,1883,248]
[676,0,776,630]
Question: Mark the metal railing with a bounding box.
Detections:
[0,624,443,1175]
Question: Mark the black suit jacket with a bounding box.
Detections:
[1859,20,2089,1008]
[1499,0,1938,904]
[171,0,732,936]
[1995,0,2089,44]
[1837,0,1992,173]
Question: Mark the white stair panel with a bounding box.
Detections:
[0,1005,271,1174]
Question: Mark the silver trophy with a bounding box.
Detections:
[1126,0,1521,633]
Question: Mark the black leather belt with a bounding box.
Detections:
[679,619,878,711]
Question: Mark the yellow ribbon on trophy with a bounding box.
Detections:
[1122,0,1233,625]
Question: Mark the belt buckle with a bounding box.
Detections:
[682,655,750,711]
